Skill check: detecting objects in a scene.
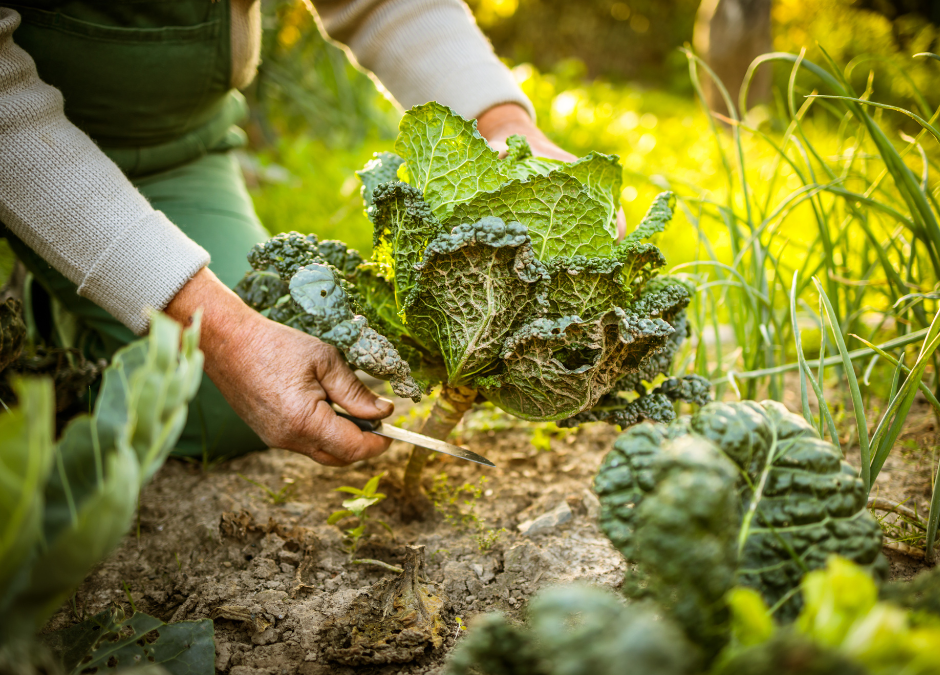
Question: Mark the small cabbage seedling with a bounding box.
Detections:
[236,103,709,512]
[238,473,296,505]
[328,471,393,552]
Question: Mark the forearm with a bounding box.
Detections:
[311,0,533,120]
[164,267,261,384]
[0,8,209,334]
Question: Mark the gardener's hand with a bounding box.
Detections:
[476,103,627,240]
[166,267,393,467]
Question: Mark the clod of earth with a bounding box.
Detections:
[321,545,448,665]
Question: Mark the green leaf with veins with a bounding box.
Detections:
[404,217,547,385]
[622,191,675,244]
[371,181,445,311]
[499,138,623,229]
[565,152,623,229]
[543,256,630,320]
[478,308,676,420]
[395,102,507,221]
[449,172,614,260]
[504,156,564,181]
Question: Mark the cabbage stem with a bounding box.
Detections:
[402,385,477,515]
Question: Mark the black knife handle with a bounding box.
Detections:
[334,410,380,432]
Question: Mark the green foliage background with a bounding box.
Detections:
[245,0,940,258]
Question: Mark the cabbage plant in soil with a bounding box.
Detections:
[236,103,708,509]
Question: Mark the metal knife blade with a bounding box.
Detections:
[334,411,495,467]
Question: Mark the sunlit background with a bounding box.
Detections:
[246,0,940,251]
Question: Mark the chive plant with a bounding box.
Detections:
[663,49,940,560]
[669,48,939,400]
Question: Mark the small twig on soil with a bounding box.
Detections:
[351,558,404,574]
[868,497,927,529]
[884,539,927,559]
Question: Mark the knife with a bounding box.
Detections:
[333,410,495,467]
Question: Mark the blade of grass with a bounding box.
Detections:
[869,330,940,481]
[716,327,931,383]
[807,95,940,146]
[790,274,816,427]
[790,275,841,452]
[817,293,828,437]
[927,453,940,563]
[850,336,940,412]
[813,277,871,488]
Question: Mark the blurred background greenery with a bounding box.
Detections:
[245,0,940,255]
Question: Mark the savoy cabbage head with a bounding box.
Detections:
[237,103,707,424]
[594,400,887,634]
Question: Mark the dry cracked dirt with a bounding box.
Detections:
[42,392,938,674]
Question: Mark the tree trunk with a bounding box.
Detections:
[693,0,773,119]
[401,384,477,521]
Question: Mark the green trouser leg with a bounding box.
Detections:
[5,151,269,460]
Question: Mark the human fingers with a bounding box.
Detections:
[290,399,391,466]
[315,344,394,420]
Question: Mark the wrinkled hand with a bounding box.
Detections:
[166,267,393,466]
[476,103,627,240]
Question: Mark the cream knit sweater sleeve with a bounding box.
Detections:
[0,8,210,335]
[310,0,534,120]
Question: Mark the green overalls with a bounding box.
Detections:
[3,0,269,459]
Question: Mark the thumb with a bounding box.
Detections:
[320,358,394,420]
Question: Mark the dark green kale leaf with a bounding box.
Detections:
[235,267,287,313]
[370,181,445,312]
[289,265,421,401]
[236,233,423,401]
[247,231,323,279]
[357,151,406,219]
[594,400,887,641]
[594,422,739,656]
[446,585,698,675]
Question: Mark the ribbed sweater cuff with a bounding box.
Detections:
[77,211,210,335]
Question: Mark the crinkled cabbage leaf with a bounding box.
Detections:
[236,103,708,421]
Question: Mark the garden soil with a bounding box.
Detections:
[42,388,939,675]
